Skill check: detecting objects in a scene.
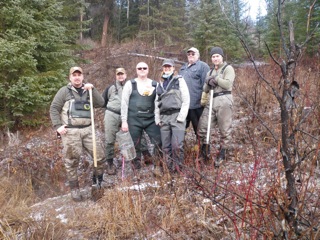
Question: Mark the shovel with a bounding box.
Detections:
[206,88,214,144]
[204,87,214,161]
[89,88,104,201]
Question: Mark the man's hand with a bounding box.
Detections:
[57,125,67,135]
[205,75,218,87]
[121,121,129,132]
[83,83,94,90]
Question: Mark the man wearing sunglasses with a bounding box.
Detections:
[179,47,210,138]
[121,62,161,171]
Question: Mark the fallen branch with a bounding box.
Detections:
[107,52,185,65]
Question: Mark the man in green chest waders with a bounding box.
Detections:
[50,67,107,201]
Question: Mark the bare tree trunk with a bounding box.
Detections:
[80,11,83,41]
[101,15,110,47]
[127,0,129,27]
[281,20,299,233]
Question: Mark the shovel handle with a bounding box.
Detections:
[206,89,214,144]
[89,89,97,168]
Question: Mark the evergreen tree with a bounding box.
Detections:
[254,5,268,58]
[187,0,245,61]
[0,0,75,128]
[263,0,319,57]
[138,0,186,48]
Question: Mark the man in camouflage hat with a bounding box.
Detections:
[50,66,106,201]
[102,67,128,175]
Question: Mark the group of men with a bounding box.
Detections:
[49,46,235,202]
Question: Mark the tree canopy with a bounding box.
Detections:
[0,0,319,129]
[0,0,77,128]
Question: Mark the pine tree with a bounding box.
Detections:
[137,0,186,48]
[0,0,75,128]
[187,0,245,61]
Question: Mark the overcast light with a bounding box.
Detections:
[247,0,267,19]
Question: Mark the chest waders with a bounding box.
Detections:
[156,76,183,115]
[67,88,91,127]
[202,64,229,164]
[128,79,158,162]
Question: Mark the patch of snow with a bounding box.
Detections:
[56,213,68,223]
[32,212,44,221]
[118,181,160,191]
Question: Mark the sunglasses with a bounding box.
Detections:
[187,52,195,56]
[137,67,148,70]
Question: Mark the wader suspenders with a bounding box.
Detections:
[67,88,90,126]
[210,64,230,98]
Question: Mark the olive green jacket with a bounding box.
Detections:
[50,83,104,130]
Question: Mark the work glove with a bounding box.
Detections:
[200,92,209,106]
[205,75,218,88]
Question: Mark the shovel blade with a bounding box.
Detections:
[91,184,104,201]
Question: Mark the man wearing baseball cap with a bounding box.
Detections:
[198,47,235,167]
[102,67,128,176]
[50,66,107,201]
[179,47,210,138]
[155,59,190,174]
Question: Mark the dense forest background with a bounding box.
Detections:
[0,0,319,130]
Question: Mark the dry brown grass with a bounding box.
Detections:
[0,58,319,239]
[0,176,68,239]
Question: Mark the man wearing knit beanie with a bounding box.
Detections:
[198,46,235,167]
[210,47,224,58]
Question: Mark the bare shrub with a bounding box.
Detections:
[0,176,68,239]
[6,128,20,147]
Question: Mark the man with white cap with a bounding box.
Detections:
[50,66,106,201]
[179,47,210,137]
[155,59,190,174]
[198,47,235,167]
[102,67,128,175]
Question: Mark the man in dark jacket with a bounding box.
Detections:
[179,47,210,137]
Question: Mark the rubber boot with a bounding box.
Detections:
[201,144,210,164]
[132,157,141,170]
[152,157,163,178]
[106,159,117,175]
[91,173,104,201]
[215,148,226,168]
[69,180,82,202]
[142,150,153,165]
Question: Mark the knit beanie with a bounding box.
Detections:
[210,47,224,57]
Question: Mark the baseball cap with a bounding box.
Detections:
[69,66,83,75]
[187,47,200,55]
[162,59,175,67]
[116,68,126,75]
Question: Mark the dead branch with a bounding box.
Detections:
[307,0,317,33]
[106,52,185,65]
